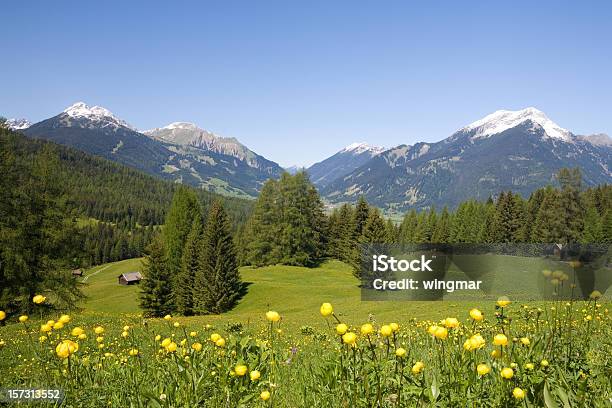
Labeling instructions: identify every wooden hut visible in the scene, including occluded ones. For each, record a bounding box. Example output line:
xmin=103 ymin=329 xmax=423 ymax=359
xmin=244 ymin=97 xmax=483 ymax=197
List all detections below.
xmin=118 ymin=272 xmax=143 ymax=285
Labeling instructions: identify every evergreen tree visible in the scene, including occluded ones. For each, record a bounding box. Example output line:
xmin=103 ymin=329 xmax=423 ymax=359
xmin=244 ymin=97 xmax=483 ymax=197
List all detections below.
xmin=353 ymin=196 xmax=370 ymax=237
xmin=581 ymin=205 xmax=603 ymax=243
xmin=195 ymin=201 xmax=242 ymax=314
xmin=557 ymin=168 xmax=585 ymax=243
xmin=175 ymin=217 xmax=203 ymax=315
xmin=245 ymin=180 xmax=281 ymax=266
xmin=399 ymin=209 xmax=418 ymax=243
xmin=139 ymin=237 xmax=174 ymax=317
xmin=162 ymin=187 xmax=202 ymax=307
xmin=531 ymin=189 xmax=565 ymax=243
xmin=432 ymin=207 xmax=451 ymax=243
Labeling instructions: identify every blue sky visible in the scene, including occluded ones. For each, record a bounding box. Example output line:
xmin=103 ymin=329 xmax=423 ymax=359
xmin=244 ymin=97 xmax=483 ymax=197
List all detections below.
xmin=2 ymin=1 xmax=611 ymax=167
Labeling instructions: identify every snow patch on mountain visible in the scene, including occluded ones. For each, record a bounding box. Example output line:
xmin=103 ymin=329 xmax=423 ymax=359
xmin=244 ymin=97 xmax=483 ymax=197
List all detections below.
xmin=5 ymin=118 xmax=32 ymax=130
xmin=341 ymin=142 xmax=385 ymax=155
xmin=463 ymin=107 xmax=572 ymax=141
xmin=63 ymin=102 xmax=136 ymax=130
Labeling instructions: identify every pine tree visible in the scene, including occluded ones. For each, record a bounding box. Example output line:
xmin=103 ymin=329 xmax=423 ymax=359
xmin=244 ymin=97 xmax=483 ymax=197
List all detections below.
xmin=353 ymin=197 xmax=370 ymax=237
xmin=175 ymin=217 xmax=202 ymax=315
xmin=162 ymin=187 xmax=202 ymax=309
xmin=557 ymin=168 xmax=585 ymax=243
xmin=194 ymin=201 xmax=242 ymax=314
xmin=352 ymin=208 xmax=388 ymax=278
xmin=432 ymin=207 xmax=450 ymax=243
xmin=139 ymin=237 xmax=174 ymax=317
xmin=532 ymin=189 xmax=565 ymax=243
xmin=581 ymin=205 xmax=603 ymax=243
xmin=245 ymin=179 xmax=282 ymax=266
xmin=399 ymin=209 xmax=418 ymax=243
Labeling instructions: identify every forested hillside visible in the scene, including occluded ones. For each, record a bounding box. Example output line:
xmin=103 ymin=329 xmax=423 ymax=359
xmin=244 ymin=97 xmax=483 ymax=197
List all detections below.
xmin=0 ymin=127 xmax=254 ymax=267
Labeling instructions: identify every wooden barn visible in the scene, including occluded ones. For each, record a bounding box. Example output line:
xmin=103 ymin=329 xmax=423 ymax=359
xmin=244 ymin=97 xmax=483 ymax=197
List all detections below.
xmin=118 ymin=272 xmax=143 ymax=285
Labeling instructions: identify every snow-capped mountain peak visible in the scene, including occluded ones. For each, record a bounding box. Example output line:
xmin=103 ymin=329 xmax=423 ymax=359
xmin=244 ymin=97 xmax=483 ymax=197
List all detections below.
xmin=463 ymin=107 xmax=572 ymax=141
xmin=341 ymin=142 xmax=385 ymax=155
xmin=163 ymin=122 xmax=198 ymax=131
xmin=62 ymin=102 xmax=136 ymax=130
xmin=4 ymin=118 xmax=32 ymax=130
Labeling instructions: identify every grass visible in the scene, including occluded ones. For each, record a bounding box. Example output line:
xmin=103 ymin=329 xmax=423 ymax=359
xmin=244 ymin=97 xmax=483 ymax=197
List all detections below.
xmin=75 ymin=254 xmax=608 ymax=329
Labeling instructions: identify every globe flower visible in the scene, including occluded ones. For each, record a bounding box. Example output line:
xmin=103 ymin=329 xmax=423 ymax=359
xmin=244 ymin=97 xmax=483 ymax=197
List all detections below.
xmin=59 ymin=314 xmax=71 ymax=324
xmin=443 ymin=317 xmax=459 ymax=328
xmin=189 ymin=331 xmax=197 ymax=337
xmin=235 ymin=365 xmax=248 ymax=376
xmin=395 ymin=347 xmax=406 ymax=358
xmin=39 ymin=335 xmax=47 ymax=342
xmin=215 ymin=338 xmax=226 ymax=348
xmin=53 ymin=321 xmax=64 ymax=330
xmin=19 ymin=315 xmax=28 ymax=323
xmin=380 ymin=325 xmax=393 ymax=337
xmin=389 ymin=322 xmax=399 ymax=332
xmin=260 ymin=390 xmax=271 ymax=401
xmin=590 ymin=290 xmax=602 ymax=300
xmin=165 ymin=342 xmax=177 ymax=352
xmin=512 ymin=387 xmax=526 ymax=400
xmin=161 ymin=338 xmax=172 ymax=348
xmin=336 ymin=323 xmax=348 ymax=335
xmin=434 ymin=326 xmax=448 ymax=340
xmin=96 ymin=336 xmax=104 ymax=343
xmin=0 ymin=311 xmax=5 ymax=321
xmin=476 ymin=364 xmax=490 ymax=376
xmin=427 ymin=325 xmax=438 ymax=335
xmin=55 ymin=340 xmax=78 ymax=359
xmin=500 ymin=367 xmax=514 ymax=379
xmin=464 ymin=334 xmax=486 ymax=351
xmin=40 ymin=324 xmax=52 ymax=333
xmin=250 ymin=370 xmax=261 ymax=381
xmin=320 ymin=303 xmax=333 ymax=317
xmin=163 ymin=315 xmax=172 ymax=321
xmin=71 ymin=327 xmax=85 ymax=337
xmin=542 ymin=269 xmax=552 ymax=278
xmin=155 ymin=335 xmax=161 ymax=341
xmin=33 ymin=295 xmax=46 ymax=304
xmin=121 ymin=331 xmax=129 ymax=338
xmin=360 ymin=323 xmax=374 ymax=336
xmin=210 ymin=333 xmax=221 ymax=342
xmin=411 ymin=361 xmax=424 ymax=375
xmin=78 ymin=333 xmax=87 ymax=340
xmin=469 ymin=308 xmax=483 ymax=321
xmin=525 ymin=363 xmax=535 ymax=370
xmin=266 ymin=311 xmax=281 ymax=322
xmin=493 ymin=334 xmax=508 ymax=346
xmin=94 ymin=326 xmax=105 ymax=335
xmin=496 ymin=297 xmax=511 ymax=307
xmin=123 ymin=325 xmax=130 ymax=331
xmin=540 ymin=359 xmax=549 ymax=367
xmin=129 ymin=348 xmax=139 ymax=356
xmin=192 ymin=342 xmax=202 ymax=352
xmin=491 ymin=349 xmax=501 ymax=359
xmin=342 ymin=332 xmax=357 ymax=346
xmin=520 ymin=337 xmax=530 ymax=346
xmin=173 ymin=322 xmax=180 ymax=328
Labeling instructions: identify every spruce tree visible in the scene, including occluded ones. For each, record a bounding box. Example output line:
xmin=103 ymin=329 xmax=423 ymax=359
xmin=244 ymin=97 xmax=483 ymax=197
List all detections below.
xmin=353 ymin=197 xmax=370 ymax=237
xmin=162 ymin=187 xmax=202 ymax=308
xmin=532 ymin=189 xmax=565 ymax=243
xmin=139 ymin=237 xmax=174 ymax=317
xmin=432 ymin=207 xmax=451 ymax=243
xmin=194 ymin=201 xmax=242 ymax=314
xmin=175 ymin=217 xmax=202 ymax=315
xmin=245 ymin=179 xmax=281 ymax=266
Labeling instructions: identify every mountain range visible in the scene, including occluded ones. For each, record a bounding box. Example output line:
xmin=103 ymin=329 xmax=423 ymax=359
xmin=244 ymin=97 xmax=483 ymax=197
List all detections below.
xmin=320 ymin=108 xmax=611 ymax=210
xmin=5 ymin=104 xmax=611 ymax=209
xmin=21 ymin=103 xmax=283 ymax=198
